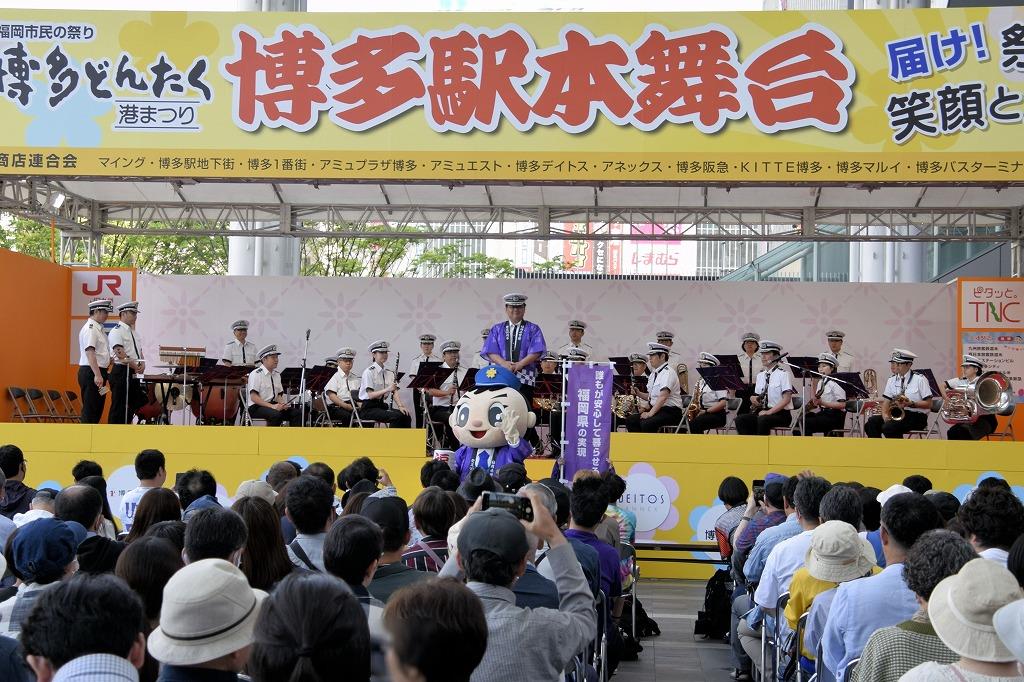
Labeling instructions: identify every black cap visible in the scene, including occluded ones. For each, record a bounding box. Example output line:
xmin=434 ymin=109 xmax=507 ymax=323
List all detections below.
xmin=458 ymin=467 xmax=500 ymax=503
xmin=361 ymin=496 xmax=409 ymax=536
xmin=495 ymin=462 xmax=531 ymax=494
xmin=457 ymin=508 xmax=529 ymax=564
xmin=340 ymin=478 xmax=377 ymax=508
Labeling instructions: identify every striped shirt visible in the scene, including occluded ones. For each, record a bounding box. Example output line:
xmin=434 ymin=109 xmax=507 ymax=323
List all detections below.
xmin=402 ymin=537 xmax=449 ymax=573
xmin=852 ymin=612 xmax=957 ymax=682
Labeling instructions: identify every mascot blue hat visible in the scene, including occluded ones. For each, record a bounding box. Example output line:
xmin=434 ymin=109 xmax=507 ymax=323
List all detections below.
xmin=476 ymin=364 xmax=521 ymax=390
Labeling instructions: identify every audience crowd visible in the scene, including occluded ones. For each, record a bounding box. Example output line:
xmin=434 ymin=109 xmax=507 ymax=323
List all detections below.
xmin=2 ymin=438 xmax=1024 ymax=682
xmin=717 ymin=471 xmax=1024 ymax=682
xmin=0 ymin=443 xmax=640 ymax=682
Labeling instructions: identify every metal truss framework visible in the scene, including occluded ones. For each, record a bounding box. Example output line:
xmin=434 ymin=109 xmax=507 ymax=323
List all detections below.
xmin=1 ymin=176 xmax=1022 ymax=274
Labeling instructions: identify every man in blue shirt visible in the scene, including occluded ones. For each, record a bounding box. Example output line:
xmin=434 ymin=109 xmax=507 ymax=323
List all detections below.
xmin=820 ymin=492 xmax=943 ymax=681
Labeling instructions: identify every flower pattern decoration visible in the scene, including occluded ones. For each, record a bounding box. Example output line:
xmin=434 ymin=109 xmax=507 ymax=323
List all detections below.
xmin=118 ymin=12 xmax=219 ymax=71
xmin=24 ymin=55 xmax=111 ymax=147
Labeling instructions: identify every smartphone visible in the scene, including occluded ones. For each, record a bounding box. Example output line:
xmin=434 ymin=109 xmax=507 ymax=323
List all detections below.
xmin=481 ymin=491 xmax=534 ymax=522
xmin=752 ymin=479 xmax=766 ymax=503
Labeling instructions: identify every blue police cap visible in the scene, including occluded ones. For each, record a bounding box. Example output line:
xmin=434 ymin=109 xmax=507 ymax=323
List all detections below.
xmin=475 ymin=364 xmax=521 ymax=391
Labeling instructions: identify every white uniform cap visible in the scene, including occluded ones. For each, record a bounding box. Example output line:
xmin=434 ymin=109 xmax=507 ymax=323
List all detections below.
xmin=961 ymin=354 xmax=984 ymax=370
xmin=368 ymin=340 xmax=390 ymax=354
xmin=567 ymin=347 xmax=589 ymax=360
xmin=502 ymin=293 xmax=528 ymax=307
xmin=740 ymin=331 xmax=761 ymax=344
xmin=441 ymin=340 xmax=461 ymax=354
xmin=419 ymin=334 xmax=436 ymax=344
xmin=540 ymin=351 xmax=558 ymax=362
xmin=231 ymin=320 xmax=249 ymax=331
xmin=826 ymin=330 xmax=846 ymax=341
xmin=88 ymin=298 xmax=113 ymax=312
xmin=655 ymin=330 xmax=675 ymax=341
xmin=336 ymin=347 xmax=356 ymax=360
xmin=628 ymin=353 xmax=647 ymax=364
xmin=480 ymin=328 xmax=491 ymax=339
xmin=890 ymin=348 xmax=917 ymax=364
xmin=116 ymin=301 xmax=139 ymax=314
xmin=568 ymin=320 xmax=587 ymax=330
xmin=817 ymin=352 xmax=839 ymax=368
xmin=646 ymin=342 xmax=671 ymax=356
xmin=324 ymin=357 xmax=338 ymax=366
xmin=257 ymin=344 xmax=281 ymax=361
xmin=698 ymin=352 xmax=720 ymax=366
xmin=759 ymin=340 xmax=783 ymax=354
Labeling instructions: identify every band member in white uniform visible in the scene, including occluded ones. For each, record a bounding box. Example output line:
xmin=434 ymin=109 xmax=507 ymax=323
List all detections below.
xmin=474 ymin=328 xmax=490 ymax=369
xmin=946 ymin=354 xmax=998 ymax=441
xmin=108 ymin=301 xmax=147 ymax=424
xmin=735 ymin=340 xmax=793 ymax=435
xmin=78 ymin=298 xmax=113 ymax=424
xmin=864 ymin=348 xmax=933 ymax=438
xmin=626 ymin=342 xmax=683 ymax=433
xmin=409 ymin=334 xmax=439 ymax=429
xmin=655 ymin=330 xmax=675 ymax=350
xmin=247 ymin=345 xmax=302 ymax=427
xmin=794 ymin=352 xmax=847 ymax=437
xmin=826 ymin=330 xmax=855 ymax=373
xmin=736 ymin=331 xmax=761 ymax=414
xmin=324 ymin=357 xmax=338 ymax=370
xmin=359 ymin=341 xmax=412 ymax=428
xmin=557 ymin=320 xmax=594 ymax=358
xmin=534 ymin=351 xmax=564 ymax=455
xmin=426 ymin=340 xmax=468 ymax=448
xmin=222 ymin=320 xmax=257 ymax=367
xmin=687 ymin=352 xmax=730 ymax=435
xmin=323 ymin=347 xmax=359 ymax=426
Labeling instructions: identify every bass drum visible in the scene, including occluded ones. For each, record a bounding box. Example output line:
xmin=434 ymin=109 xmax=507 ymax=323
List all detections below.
xmin=192 ymin=385 xmax=240 ymax=425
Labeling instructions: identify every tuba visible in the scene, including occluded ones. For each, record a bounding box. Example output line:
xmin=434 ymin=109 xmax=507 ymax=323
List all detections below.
xmin=942 ymin=371 xmax=1016 ymax=424
xmin=860 ymin=369 xmax=883 ymax=418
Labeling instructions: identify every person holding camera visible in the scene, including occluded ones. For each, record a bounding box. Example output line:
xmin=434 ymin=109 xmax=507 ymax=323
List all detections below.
xmin=439 ymin=488 xmax=596 ymax=682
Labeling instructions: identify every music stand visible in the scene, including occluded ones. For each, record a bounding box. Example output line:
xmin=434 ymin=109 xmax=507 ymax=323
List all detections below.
xmin=915 ymin=369 xmax=943 ymax=399
xmin=457 ymin=368 xmax=478 ymax=393
xmin=695 ymin=366 xmax=744 ymax=392
xmin=408 ymin=364 xmax=455 ymax=449
xmin=608 ymin=356 xmax=633 ymax=376
xmin=834 ymin=372 xmax=870 ymax=435
xmin=533 ymin=372 xmax=564 ymax=457
xmin=713 ymin=354 xmax=742 ymax=370
xmin=786 ymin=357 xmax=820 ymax=379
xmin=612 ymin=374 xmax=649 ymax=395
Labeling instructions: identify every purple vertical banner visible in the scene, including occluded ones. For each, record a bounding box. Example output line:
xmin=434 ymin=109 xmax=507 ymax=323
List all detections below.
xmin=564 ymin=363 xmax=612 ymax=482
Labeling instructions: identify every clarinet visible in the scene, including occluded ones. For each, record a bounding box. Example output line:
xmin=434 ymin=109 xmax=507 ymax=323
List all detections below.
xmin=751 ymin=365 xmax=775 ymax=413
xmin=387 ymin=352 xmax=400 ymax=408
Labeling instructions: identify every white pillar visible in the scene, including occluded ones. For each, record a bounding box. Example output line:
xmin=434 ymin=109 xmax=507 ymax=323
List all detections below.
xmin=860 ymin=226 xmax=888 ymax=282
xmin=896 ymin=242 xmax=924 ymax=283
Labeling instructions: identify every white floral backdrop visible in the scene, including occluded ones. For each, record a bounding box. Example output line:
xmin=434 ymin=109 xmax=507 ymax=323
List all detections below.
xmin=136 ymin=275 xmax=957 ymax=386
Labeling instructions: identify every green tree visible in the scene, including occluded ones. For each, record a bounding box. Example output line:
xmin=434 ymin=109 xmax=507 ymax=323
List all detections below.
xmin=411 ymin=242 xmax=515 ymax=278
xmin=532 ymin=255 xmax=576 ymax=273
xmin=0 ymin=215 xmax=54 ymax=260
xmin=300 ymin=225 xmax=421 ymax=277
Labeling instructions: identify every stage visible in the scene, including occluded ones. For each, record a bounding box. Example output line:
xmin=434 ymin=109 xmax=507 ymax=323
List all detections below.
xmin=2 ymin=423 xmax=1020 ymax=579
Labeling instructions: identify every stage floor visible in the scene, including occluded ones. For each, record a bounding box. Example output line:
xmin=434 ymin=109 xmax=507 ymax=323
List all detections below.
xmin=0 ymin=424 xmax=1020 ymax=579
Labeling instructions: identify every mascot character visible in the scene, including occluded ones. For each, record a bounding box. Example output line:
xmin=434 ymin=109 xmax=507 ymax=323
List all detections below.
xmin=450 ymin=364 xmax=536 ymax=481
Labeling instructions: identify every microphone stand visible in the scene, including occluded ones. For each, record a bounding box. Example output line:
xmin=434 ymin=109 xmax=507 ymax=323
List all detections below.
xmin=299 ymin=329 xmax=310 ymax=427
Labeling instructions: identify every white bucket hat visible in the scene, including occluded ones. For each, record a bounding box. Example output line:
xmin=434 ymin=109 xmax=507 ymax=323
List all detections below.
xmin=993 ymin=599 xmax=1024 ymax=664
xmin=234 ymin=479 xmax=277 ymax=505
xmin=148 ymin=559 xmax=267 ymax=666
xmin=928 ymin=558 xmax=1023 ymax=662
xmin=804 ymin=520 xmax=876 ymax=583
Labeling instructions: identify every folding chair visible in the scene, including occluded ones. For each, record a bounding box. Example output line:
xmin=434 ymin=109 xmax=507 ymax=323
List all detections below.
xmin=907 ymin=398 xmax=943 ymax=439
xmin=794 ymin=612 xmax=810 ymax=682
xmin=773 ymin=593 xmax=791 ymax=680
xmin=44 ymin=389 xmax=79 ymax=423
xmin=827 ymin=400 xmax=860 ymax=437
xmin=842 ymin=658 xmax=859 ymax=682
xmin=770 ymin=398 xmax=802 ymax=436
xmin=7 ymin=387 xmax=49 ymax=422
xmin=660 ymin=395 xmax=692 ymax=433
xmin=711 ymin=397 xmax=743 ymax=434
xmin=63 ymin=391 xmax=83 ymax=419
xmin=25 ymin=388 xmax=59 ymax=423
xmin=592 ymin=590 xmax=609 ymax=682
xmin=985 ymin=421 xmax=1016 ymax=441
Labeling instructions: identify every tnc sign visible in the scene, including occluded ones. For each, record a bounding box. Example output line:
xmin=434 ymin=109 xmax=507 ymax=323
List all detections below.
xmin=960 ymin=280 xmax=1024 ymax=331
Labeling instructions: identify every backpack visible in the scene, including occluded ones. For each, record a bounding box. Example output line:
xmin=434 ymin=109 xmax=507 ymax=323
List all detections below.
xmin=694 ymin=568 xmax=732 ymax=640
xmin=288 ymin=540 xmax=320 ymax=572
xmin=620 ymin=594 xmax=661 ymax=638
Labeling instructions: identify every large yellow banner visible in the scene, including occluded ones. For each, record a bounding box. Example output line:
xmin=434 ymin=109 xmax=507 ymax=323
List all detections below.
xmin=0 ymin=8 xmax=1022 ymax=182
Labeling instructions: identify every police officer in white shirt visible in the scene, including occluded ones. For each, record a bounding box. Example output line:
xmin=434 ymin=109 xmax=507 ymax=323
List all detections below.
xmin=864 ymin=348 xmax=933 ymax=438
xmin=735 ymin=340 xmax=794 ymax=435
xmin=78 ymin=298 xmax=113 ymax=424
xmin=687 ymin=352 xmax=730 ymax=434
xmin=655 ymin=330 xmax=676 ymax=350
xmin=222 ymin=320 xmax=258 ymax=367
xmin=474 ymin=328 xmax=490 ymax=369
xmin=107 ymin=301 xmax=147 ymax=425
xmin=626 ymin=342 xmax=683 ymax=433
xmin=736 ymin=331 xmax=761 ymax=413
xmin=425 ymin=340 xmax=467 ymax=448
xmin=946 ymin=354 xmax=998 ymax=441
xmin=794 ymin=352 xmax=848 ymax=437
xmin=409 ymin=334 xmax=439 ymax=429
xmin=557 ymin=320 xmax=594 ymax=358
xmin=323 ymin=347 xmax=359 ymax=426
xmin=324 ymin=356 xmax=338 ymax=370
xmin=826 ymin=330 xmax=855 ymax=373
xmin=247 ymin=344 xmax=302 ymax=426
xmin=358 ymin=341 xmax=412 ymax=428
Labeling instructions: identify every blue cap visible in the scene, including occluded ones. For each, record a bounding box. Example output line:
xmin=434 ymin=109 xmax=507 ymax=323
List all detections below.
xmin=63 ymin=520 xmax=89 ymax=547
xmin=12 ymin=518 xmax=76 ymax=582
xmin=475 ymin=364 xmax=521 ymax=390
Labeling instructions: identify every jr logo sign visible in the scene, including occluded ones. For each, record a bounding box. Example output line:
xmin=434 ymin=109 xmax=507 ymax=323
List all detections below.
xmin=81 ymin=274 xmax=123 ymax=297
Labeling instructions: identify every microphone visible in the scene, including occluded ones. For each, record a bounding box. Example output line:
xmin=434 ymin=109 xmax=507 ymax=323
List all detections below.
xmin=305 ymin=329 xmax=311 ymax=340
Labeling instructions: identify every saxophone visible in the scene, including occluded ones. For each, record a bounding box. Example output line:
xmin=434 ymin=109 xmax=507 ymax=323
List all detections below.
xmin=686 ymin=379 xmax=704 ymax=420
